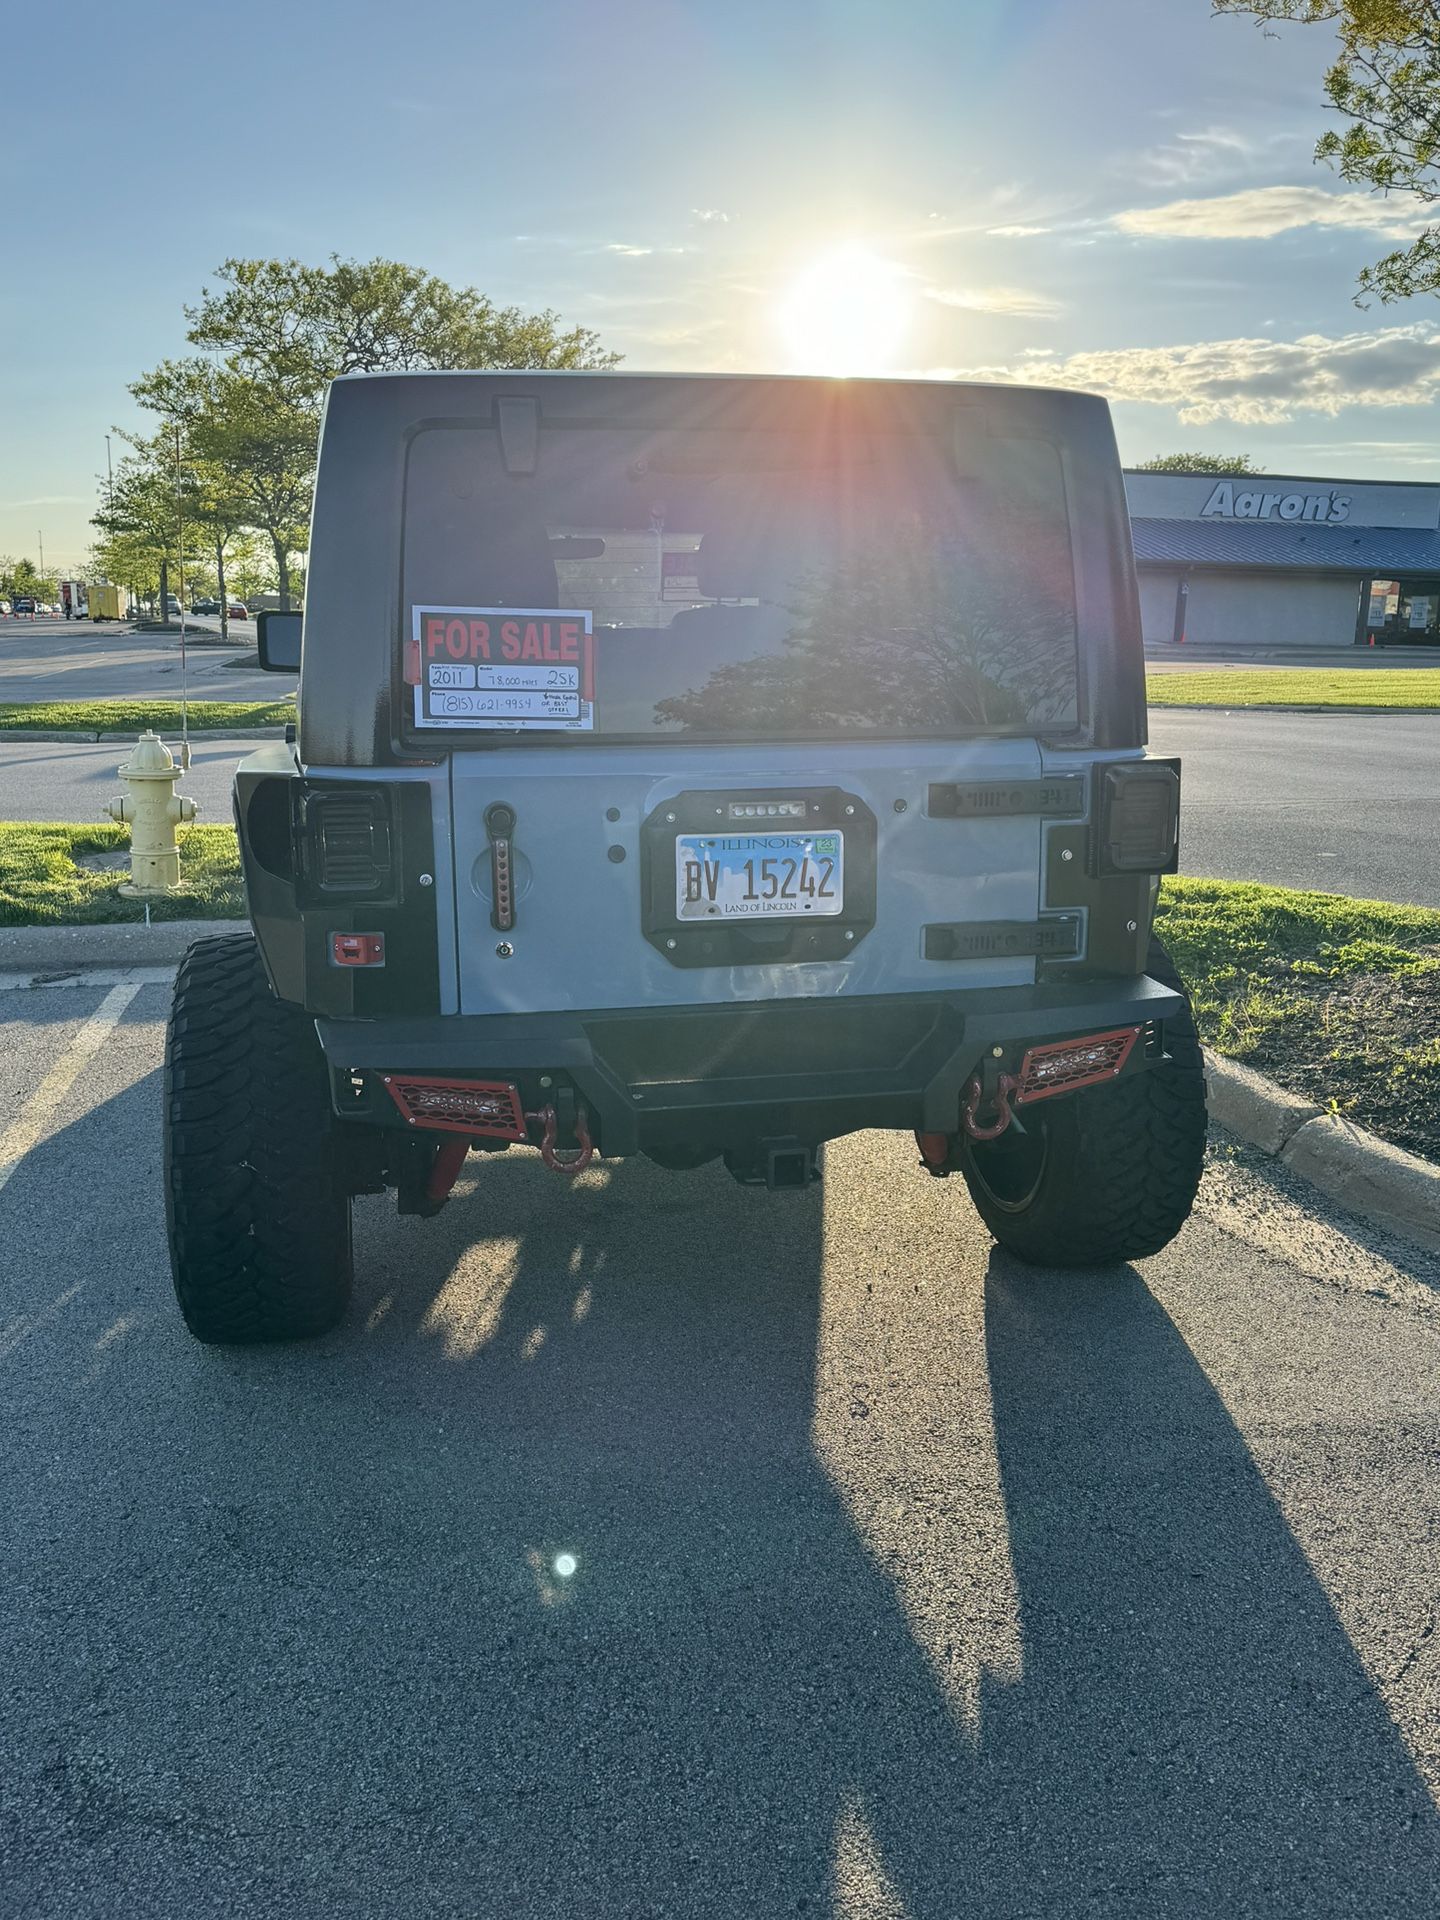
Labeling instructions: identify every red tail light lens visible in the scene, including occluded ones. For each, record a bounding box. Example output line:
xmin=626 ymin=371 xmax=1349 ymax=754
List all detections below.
xmin=331 ymin=933 xmax=386 ymax=967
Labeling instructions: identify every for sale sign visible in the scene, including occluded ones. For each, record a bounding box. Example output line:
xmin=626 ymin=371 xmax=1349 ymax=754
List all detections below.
xmin=407 ymin=606 xmax=596 ymax=731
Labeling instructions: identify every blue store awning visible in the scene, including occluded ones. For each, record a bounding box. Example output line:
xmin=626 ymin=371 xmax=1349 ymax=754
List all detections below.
xmin=1130 ymin=516 xmax=1440 ymax=575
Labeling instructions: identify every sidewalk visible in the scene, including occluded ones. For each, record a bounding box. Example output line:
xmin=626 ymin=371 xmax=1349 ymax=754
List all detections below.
xmin=1146 ymin=645 xmax=1440 ymax=670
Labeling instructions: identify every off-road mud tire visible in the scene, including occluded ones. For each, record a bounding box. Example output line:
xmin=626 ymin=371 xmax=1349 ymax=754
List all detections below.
xmin=164 ymin=932 xmax=353 ymax=1343
xmin=961 ymin=937 xmax=1207 ymax=1268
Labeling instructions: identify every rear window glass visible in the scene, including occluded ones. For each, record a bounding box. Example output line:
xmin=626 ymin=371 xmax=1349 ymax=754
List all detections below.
xmin=401 ymin=421 xmax=1079 ymax=739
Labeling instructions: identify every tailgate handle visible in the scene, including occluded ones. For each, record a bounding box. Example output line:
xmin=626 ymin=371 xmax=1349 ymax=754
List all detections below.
xmin=928 ymin=777 xmax=1085 ymax=819
xmin=485 ymin=802 xmax=518 ymax=932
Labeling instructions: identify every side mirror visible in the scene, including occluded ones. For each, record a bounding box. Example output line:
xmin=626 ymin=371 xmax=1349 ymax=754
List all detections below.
xmin=256 ymin=609 xmax=302 ymax=672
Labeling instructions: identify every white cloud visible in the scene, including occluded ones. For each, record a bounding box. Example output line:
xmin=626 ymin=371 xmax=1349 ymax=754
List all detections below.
xmin=1113 ymin=184 xmax=1431 ymax=242
xmin=1293 ymin=439 xmax=1440 ymax=466
xmin=1132 ymin=125 xmax=1288 ymax=189
xmin=690 ymin=208 xmax=732 ymax=223
xmin=928 ymin=324 xmax=1440 ymax=425
xmin=986 ymin=224 xmax=1051 ymax=238
xmin=599 ymin=242 xmax=693 ymax=258
xmin=928 ymin=285 xmax=1062 ymax=318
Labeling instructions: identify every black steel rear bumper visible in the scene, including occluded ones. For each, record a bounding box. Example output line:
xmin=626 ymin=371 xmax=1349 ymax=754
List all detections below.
xmin=316 ymin=974 xmax=1184 ymax=1155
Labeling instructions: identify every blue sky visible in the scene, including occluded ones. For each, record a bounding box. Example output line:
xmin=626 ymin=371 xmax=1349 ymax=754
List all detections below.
xmin=4 ymin=0 xmax=1436 ymax=573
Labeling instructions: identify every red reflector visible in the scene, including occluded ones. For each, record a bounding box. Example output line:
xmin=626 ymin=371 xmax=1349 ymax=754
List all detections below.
xmin=382 ymin=1075 xmax=527 ymax=1138
xmin=331 ymin=932 xmax=385 ymax=967
xmin=1014 ymin=1027 xmax=1140 ymax=1104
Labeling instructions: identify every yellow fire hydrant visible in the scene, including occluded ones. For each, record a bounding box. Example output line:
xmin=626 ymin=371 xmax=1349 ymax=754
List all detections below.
xmin=105 ymin=731 xmax=199 ymax=894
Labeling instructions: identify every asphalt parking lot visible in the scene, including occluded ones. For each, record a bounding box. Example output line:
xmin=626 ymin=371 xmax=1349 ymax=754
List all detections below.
xmin=2 ymin=971 xmax=1439 ymax=1917
xmin=0 ymin=616 xmax=293 ymax=704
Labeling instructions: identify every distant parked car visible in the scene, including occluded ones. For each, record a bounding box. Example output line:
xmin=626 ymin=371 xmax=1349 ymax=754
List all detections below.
xmin=190 ymin=597 xmax=221 ymax=617
xmin=227 ymin=601 xmax=250 ymax=620
xmin=11 ymin=596 xmax=35 ymax=615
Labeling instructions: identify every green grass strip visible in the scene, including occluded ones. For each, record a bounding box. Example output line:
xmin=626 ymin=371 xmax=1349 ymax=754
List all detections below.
xmin=0 ymin=823 xmax=243 ymax=925
xmin=1147 ymin=668 xmax=1440 ymax=709
xmin=1157 ymin=877 xmax=1440 ymax=1158
xmin=0 ymin=699 xmax=294 ymax=732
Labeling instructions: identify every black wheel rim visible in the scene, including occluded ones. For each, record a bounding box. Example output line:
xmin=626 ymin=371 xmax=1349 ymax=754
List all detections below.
xmin=966 ymin=1114 xmax=1050 ymax=1213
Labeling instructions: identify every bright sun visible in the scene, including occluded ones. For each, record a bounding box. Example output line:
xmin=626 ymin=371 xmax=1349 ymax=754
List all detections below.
xmin=779 ymin=246 xmax=912 ymax=376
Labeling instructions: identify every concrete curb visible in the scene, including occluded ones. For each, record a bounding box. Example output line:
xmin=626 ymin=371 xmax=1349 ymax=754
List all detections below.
xmin=1205 ymin=1051 xmax=1440 ymax=1253
xmin=1152 ymin=703 xmax=1440 ymax=716
xmin=0 ymin=727 xmax=287 ymax=743
xmin=0 ymin=918 xmax=244 ymax=972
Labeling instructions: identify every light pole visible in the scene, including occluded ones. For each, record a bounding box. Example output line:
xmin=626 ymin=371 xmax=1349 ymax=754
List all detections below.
xmin=105 ymin=435 xmax=114 ymax=513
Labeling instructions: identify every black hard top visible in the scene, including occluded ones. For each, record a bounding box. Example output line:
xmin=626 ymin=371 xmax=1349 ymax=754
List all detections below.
xmin=299 ymin=371 xmax=1146 ymax=765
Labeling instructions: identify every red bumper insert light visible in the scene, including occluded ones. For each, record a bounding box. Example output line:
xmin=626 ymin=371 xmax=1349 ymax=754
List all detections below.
xmin=382 ymin=1074 xmax=528 ymax=1138
xmin=1014 ymin=1027 xmax=1140 ymax=1104
xmin=331 ymin=932 xmax=386 ymax=967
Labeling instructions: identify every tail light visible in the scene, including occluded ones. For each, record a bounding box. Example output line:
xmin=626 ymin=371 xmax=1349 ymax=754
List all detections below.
xmin=298 ymin=789 xmax=393 ymax=896
xmin=1015 ymin=1027 xmax=1139 ymax=1103
xmin=1097 ymin=761 xmax=1180 ymax=874
xmin=382 ymin=1075 xmax=527 ymax=1138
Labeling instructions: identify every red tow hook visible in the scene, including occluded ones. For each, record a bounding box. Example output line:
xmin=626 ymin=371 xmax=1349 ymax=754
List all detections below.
xmin=424 ymin=1135 xmax=472 ymax=1205
xmin=529 ymin=1103 xmax=596 ymax=1176
xmin=961 ymin=1071 xmax=1019 ymax=1142
xmin=915 ymin=1130 xmax=953 ymax=1177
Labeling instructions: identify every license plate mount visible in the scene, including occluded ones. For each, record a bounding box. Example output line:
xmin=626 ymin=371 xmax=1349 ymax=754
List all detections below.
xmin=641 ymin=788 xmax=877 ymax=968
xmin=674 ymin=830 xmax=846 ymax=922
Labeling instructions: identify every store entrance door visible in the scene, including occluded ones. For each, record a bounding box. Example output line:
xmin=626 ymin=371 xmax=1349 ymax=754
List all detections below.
xmin=1358 ymin=577 xmax=1440 ymax=646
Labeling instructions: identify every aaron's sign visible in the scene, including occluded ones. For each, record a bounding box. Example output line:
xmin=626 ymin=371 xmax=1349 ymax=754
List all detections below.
xmin=1200 ymin=483 xmax=1351 ymax=525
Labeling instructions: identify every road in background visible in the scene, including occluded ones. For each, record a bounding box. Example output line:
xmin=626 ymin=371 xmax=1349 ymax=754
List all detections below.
xmin=2 ymin=709 xmax=1437 ymax=912
xmin=0 ymin=615 xmax=294 ymax=704
xmin=0 ymin=737 xmax=256 ymax=824
xmin=1150 ymin=709 xmax=1440 ymax=907
xmin=1 ymin=974 xmax=1438 ymax=1916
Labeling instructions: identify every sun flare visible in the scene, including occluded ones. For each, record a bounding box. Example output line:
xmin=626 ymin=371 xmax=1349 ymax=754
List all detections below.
xmin=779 ymin=246 xmax=912 ymax=376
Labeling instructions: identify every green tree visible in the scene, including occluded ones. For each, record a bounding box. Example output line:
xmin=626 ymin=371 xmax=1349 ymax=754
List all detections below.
xmin=186 ymin=255 xmax=620 ymax=404
xmin=1214 ymin=1 xmax=1440 ymax=299
xmin=129 ymin=360 xmax=314 ymax=611
xmin=91 ymin=445 xmax=204 ymax=619
xmin=222 ymin=534 xmax=275 ymax=607
xmin=129 ymin=256 xmax=620 ymax=607
xmin=0 ymin=557 xmax=59 ymax=605
xmin=88 ymin=533 xmax=161 ymax=608
xmin=1131 ymin=452 xmax=1265 ymax=473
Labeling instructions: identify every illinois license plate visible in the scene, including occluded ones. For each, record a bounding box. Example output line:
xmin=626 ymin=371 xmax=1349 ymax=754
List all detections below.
xmin=674 ymin=831 xmax=845 ymax=921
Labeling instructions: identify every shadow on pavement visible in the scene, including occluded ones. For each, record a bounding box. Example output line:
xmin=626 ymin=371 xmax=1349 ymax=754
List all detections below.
xmin=1 ymin=1092 xmax=1437 ymax=1915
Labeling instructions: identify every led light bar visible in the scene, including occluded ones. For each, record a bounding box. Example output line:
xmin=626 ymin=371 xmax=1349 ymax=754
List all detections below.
xmin=726 ymin=799 xmax=809 ymax=820
xmin=381 ymin=1075 xmax=528 ymax=1138
xmin=1014 ymin=1027 xmax=1140 ymax=1105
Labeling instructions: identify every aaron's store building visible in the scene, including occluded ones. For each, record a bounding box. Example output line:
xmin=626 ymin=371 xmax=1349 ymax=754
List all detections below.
xmin=1123 ymin=469 xmax=1440 ymax=649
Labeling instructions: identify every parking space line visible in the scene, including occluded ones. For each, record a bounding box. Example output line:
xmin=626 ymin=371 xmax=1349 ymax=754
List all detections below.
xmin=0 ymin=966 xmax=175 ymax=992
xmin=0 ymin=984 xmax=142 ymax=1196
